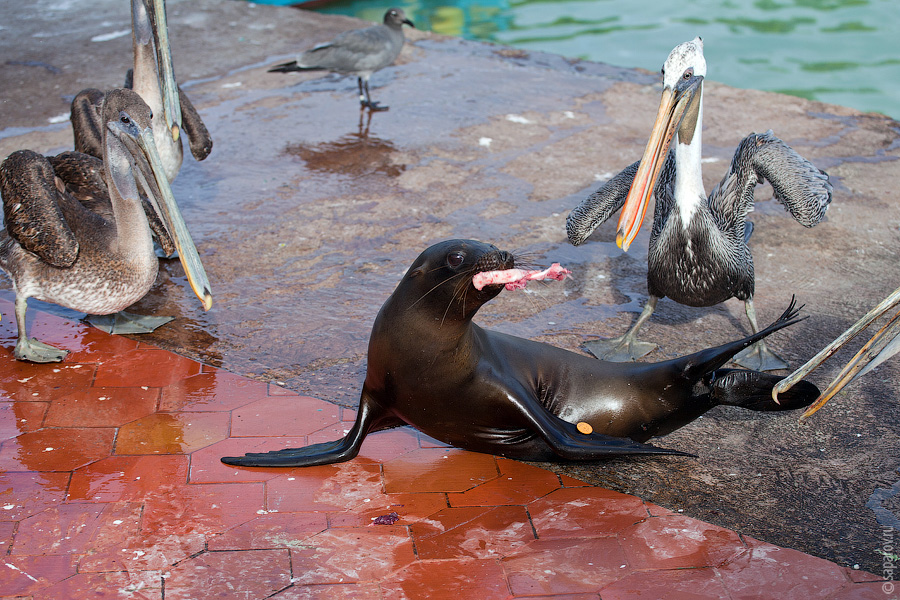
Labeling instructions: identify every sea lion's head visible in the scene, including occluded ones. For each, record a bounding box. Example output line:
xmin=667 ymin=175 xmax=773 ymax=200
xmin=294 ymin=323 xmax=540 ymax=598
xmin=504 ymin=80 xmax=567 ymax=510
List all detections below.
xmin=398 ymin=239 xmax=515 ymax=322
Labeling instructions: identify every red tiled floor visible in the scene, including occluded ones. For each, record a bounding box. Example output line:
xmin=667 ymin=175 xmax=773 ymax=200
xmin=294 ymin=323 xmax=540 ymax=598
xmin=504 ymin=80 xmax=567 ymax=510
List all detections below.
xmin=43 ymin=386 xmax=159 ymax=427
xmin=159 ymin=369 xmax=270 ymax=412
xmin=410 ymin=505 xmax=535 ymax=559
xmin=0 ymin=426 xmax=115 ymax=471
xmin=0 ymin=400 xmax=47 ymax=439
xmin=447 ymin=458 xmax=563 ymax=506
xmin=114 ymin=411 xmax=229 ymax=455
xmin=528 ymin=486 xmax=650 ymax=538
xmin=230 ymin=395 xmax=340 ymax=437
xmin=289 ymin=526 xmax=417 ymax=585
xmin=382 ymin=448 xmax=500 ymax=493
xmin=0 ymin=300 xmax=886 ymax=599
xmin=503 ymin=537 xmax=630 ymax=596
xmin=599 ymin=567 xmax=732 ymax=599
xmin=67 ymin=455 xmax=190 ymax=502
xmin=266 ymin=462 xmax=384 ymax=512
xmin=31 ymin=570 xmax=162 ymax=600
xmin=164 ymin=548 xmax=291 ymax=600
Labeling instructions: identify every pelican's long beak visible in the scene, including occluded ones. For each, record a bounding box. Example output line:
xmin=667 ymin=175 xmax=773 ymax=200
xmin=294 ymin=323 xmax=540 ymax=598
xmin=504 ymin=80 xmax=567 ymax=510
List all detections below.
xmin=148 ymin=0 xmax=182 ymax=140
xmin=772 ymin=286 xmax=900 ymax=419
xmin=617 ymin=77 xmax=702 ymax=251
xmin=134 ymin=126 xmax=213 ymax=310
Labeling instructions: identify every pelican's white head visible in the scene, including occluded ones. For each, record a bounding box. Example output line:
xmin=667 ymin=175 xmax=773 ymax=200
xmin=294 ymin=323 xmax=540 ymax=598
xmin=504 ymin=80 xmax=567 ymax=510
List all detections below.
xmin=662 ymin=37 xmax=707 ymax=90
xmin=614 ymin=37 xmax=708 ymax=251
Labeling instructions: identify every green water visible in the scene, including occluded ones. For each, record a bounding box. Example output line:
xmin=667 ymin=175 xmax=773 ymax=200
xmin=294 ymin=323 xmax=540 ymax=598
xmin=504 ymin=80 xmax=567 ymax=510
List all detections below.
xmin=281 ymin=0 xmax=898 ymax=119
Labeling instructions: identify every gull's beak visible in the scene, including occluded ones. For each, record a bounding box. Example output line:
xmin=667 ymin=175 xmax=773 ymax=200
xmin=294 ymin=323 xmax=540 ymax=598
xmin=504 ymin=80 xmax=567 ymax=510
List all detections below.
xmin=133 ymin=125 xmax=213 ymax=311
xmin=772 ymin=285 xmax=900 ymax=420
xmin=616 ymin=76 xmax=702 ymax=251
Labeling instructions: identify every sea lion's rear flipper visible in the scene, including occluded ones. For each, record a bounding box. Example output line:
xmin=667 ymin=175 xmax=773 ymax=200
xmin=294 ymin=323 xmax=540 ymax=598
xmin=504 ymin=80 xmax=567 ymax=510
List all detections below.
xmin=681 ymin=297 xmax=805 ymax=381
xmin=708 ymin=369 xmax=818 ymax=411
xmin=221 ymin=389 xmax=397 ymax=468
xmin=516 ymin=389 xmax=693 ymax=459
xmin=546 ymin=420 xmax=693 ymax=459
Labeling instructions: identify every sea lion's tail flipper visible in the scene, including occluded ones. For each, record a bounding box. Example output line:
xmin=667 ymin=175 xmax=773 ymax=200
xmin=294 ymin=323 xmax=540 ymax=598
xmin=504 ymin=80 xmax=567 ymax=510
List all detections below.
xmin=574 ymin=434 xmax=695 ymax=458
xmin=708 ymin=368 xmax=818 ymax=411
xmin=544 ymin=419 xmax=695 ymax=459
xmin=221 ymin=390 xmax=395 ymax=468
xmin=681 ymin=296 xmax=805 ymax=381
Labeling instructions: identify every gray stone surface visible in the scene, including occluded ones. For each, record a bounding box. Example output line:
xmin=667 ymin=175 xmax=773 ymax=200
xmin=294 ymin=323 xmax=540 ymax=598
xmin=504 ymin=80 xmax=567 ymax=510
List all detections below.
xmin=2 ymin=0 xmax=898 ymax=574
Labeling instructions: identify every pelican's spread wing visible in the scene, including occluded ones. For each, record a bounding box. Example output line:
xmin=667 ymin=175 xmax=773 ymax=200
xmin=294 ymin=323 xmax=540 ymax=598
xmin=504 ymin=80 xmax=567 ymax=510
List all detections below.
xmin=566 ymin=161 xmax=640 ymax=246
xmin=753 ymin=131 xmax=832 ymax=226
xmin=0 ymin=150 xmax=79 ymax=268
xmin=713 ymin=131 xmax=832 ymax=229
xmin=567 ymin=154 xmax=677 ymax=246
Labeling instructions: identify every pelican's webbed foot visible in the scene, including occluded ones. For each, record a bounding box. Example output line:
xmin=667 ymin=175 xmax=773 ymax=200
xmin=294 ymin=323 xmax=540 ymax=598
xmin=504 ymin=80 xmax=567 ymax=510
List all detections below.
xmin=584 ymin=296 xmax=659 ymax=361
xmin=582 ymin=335 xmax=657 ymax=362
xmin=14 ymin=337 xmax=68 ymax=363
xmin=87 ymin=312 xmax=175 ymax=335
xmin=732 ymin=339 xmax=789 ymax=372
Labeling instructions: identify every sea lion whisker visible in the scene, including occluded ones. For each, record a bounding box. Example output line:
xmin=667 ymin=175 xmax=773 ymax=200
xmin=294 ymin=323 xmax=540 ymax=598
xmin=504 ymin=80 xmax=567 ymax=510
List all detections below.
xmin=441 ymin=271 xmax=477 ymax=326
xmin=407 ymin=271 xmax=468 ymax=310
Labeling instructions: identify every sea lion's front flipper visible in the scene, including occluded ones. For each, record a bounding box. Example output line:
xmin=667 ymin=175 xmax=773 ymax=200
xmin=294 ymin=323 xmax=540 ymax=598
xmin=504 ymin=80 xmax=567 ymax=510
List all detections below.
xmin=221 ymin=389 xmax=396 ymax=468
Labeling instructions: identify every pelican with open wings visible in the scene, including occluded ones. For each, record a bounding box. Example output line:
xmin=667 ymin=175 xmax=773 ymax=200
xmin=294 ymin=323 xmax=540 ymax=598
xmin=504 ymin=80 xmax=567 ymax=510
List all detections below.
xmin=567 ymin=37 xmax=832 ymax=371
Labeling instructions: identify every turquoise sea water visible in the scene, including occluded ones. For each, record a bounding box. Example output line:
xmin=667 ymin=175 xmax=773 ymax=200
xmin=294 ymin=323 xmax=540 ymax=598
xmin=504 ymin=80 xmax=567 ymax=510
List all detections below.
xmin=270 ymin=0 xmax=899 ymax=119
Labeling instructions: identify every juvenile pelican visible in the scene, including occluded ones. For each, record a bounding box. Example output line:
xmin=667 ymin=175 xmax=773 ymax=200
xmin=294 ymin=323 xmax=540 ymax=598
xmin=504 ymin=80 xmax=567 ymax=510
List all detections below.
xmin=70 ymin=0 xmax=212 ymax=182
xmin=0 ymin=89 xmax=212 ymax=363
xmin=773 ymin=285 xmax=900 ymax=419
xmin=567 ymin=37 xmax=832 ymax=371
xmin=269 ymin=8 xmax=414 ymax=111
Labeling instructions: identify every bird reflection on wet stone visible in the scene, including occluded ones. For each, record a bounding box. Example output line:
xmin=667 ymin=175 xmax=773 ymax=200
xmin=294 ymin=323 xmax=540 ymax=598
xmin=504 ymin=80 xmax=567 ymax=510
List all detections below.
xmin=284 ymin=113 xmax=405 ymax=178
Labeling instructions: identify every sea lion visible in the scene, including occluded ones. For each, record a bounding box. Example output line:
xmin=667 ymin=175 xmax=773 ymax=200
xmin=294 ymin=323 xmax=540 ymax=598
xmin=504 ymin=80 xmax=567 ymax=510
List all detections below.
xmin=222 ymin=239 xmax=818 ymax=467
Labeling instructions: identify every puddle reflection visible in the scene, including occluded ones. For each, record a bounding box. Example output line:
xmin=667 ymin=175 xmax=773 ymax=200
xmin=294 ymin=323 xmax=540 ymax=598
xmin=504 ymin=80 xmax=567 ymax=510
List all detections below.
xmin=285 ymin=112 xmax=405 ymax=177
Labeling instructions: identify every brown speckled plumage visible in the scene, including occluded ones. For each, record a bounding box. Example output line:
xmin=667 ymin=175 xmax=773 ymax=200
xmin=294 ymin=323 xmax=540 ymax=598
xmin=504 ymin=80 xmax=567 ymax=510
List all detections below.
xmin=0 ymin=88 xmax=210 ymax=362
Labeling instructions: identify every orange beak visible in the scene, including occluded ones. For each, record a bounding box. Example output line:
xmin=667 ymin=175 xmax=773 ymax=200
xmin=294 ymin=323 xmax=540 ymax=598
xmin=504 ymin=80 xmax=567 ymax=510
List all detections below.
xmin=617 ymin=81 xmax=700 ymax=251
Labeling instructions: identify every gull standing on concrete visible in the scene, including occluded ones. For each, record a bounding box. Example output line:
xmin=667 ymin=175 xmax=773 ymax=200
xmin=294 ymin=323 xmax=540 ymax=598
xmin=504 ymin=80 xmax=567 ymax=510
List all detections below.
xmin=270 ymin=8 xmax=414 ymax=111
xmin=566 ymin=38 xmax=832 ymax=371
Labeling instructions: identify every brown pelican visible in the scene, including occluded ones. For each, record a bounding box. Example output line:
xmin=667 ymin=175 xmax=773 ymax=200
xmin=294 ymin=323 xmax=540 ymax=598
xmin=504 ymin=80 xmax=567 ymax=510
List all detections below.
xmin=0 ymin=89 xmax=212 ymax=363
xmin=269 ymin=8 xmax=415 ymax=112
xmin=567 ymin=37 xmax=832 ymax=371
xmin=70 ymin=0 xmax=212 ymax=182
xmin=773 ymin=286 xmax=900 ymax=419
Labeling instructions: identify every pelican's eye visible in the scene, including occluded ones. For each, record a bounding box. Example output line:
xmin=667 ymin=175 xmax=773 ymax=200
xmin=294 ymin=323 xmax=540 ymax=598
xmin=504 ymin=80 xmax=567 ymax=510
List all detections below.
xmin=119 ymin=113 xmax=131 ymax=125
xmin=683 ymin=67 xmax=694 ymax=80
xmin=447 ymin=252 xmax=464 ymax=268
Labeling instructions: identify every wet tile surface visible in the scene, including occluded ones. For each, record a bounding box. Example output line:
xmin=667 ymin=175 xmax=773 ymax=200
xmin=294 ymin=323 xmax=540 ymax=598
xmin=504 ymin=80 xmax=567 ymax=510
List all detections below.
xmin=0 ymin=300 xmax=888 ymax=598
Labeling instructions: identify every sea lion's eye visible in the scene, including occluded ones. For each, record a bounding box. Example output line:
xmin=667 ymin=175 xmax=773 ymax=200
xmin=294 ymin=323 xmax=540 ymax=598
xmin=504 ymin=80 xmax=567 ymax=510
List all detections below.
xmin=447 ymin=252 xmax=464 ymax=268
